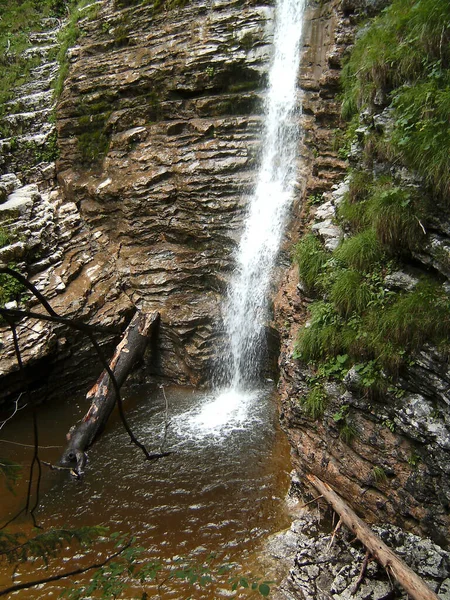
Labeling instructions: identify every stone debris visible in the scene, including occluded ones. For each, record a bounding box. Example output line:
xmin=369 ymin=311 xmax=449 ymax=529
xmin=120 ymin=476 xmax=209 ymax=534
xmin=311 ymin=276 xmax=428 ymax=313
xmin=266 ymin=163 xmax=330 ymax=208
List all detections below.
xmin=267 ymin=512 xmax=450 ymax=600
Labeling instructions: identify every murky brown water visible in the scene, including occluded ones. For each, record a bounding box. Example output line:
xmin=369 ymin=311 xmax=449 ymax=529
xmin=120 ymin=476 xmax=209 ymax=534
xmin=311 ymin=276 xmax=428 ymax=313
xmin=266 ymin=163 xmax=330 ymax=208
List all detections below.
xmin=0 ymin=383 xmax=291 ymax=598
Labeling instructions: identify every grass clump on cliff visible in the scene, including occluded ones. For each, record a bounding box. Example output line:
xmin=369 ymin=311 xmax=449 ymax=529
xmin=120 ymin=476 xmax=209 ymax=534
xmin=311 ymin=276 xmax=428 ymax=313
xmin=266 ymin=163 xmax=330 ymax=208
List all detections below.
xmin=294 ymin=174 xmax=450 ymax=387
xmin=294 ymin=0 xmax=450 ymax=412
xmin=301 ymin=385 xmax=328 ymax=420
xmin=293 ymin=234 xmax=328 ymax=295
xmin=0 ymin=0 xmax=67 ymax=110
xmin=341 ymin=0 xmax=450 ymax=198
xmin=54 ymin=0 xmax=101 ymax=98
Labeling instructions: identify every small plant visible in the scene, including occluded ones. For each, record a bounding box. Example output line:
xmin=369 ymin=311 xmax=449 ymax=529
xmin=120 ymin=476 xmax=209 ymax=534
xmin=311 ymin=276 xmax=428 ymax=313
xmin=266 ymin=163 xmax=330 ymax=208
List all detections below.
xmin=293 ymin=234 xmax=328 ymax=294
xmin=332 ymin=404 xmax=357 ymax=444
xmin=330 ymin=269 xmax=371 ymax=317
xmin=0 ymin=265 xmax=27 ymax=307
xmin=372 ymin=466 xmax=387 ymax=483
xmin=307 ymin=193 xmax=323 ymax=206
xmin=339 ymin=421 xmax=357 ymax=444
xmin=383 ymin=418 xmax=395 ymax=433
xmin=0 ymin=227 xmax=11 ymax=248
xmin=408 ymin=451 xmax=421 ymax=468
xmin=294 ymin=301 xmax=355 ymax=362
xmin=332 ymin=404 xmax=349 ymax=424
xmin=301 ymin=385 xmax=328 ymax=420
xmin=316 ymin=353 xmax=349 ymax=380
xmin=366 ymin=186 xmax=426 ymax=253
xmin=335 ymin=229 xmax=384 ymax=272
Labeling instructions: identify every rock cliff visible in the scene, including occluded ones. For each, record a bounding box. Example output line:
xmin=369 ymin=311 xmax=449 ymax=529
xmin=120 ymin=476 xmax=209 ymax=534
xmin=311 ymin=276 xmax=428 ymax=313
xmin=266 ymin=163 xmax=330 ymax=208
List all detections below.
xmin=0 ymin=0 xmax=276 ymax=399
xmin=0 ymin=0 xmax=449 ymax=565
xmin=274 ymin=0 xmax=450 ymax=549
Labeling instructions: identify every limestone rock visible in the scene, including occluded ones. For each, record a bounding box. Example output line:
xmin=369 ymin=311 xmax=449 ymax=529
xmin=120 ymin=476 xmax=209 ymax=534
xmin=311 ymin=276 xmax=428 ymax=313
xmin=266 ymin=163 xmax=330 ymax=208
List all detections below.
xmin=272 ymin=513 xmax=450 ymax=600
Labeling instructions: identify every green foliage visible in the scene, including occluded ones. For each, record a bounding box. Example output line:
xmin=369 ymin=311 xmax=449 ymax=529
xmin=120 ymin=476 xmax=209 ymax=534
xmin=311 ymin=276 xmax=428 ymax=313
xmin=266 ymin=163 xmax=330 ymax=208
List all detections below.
xmin=347 ymin=169 xmax=373 ymax=204
xmin=330 ymin=269 xmax=371 ymax=317
xmin=0 ymin=228 xmax=11 ymax=248
xmin=54 ymin=0 xmax=100 ymax=98
xmin=332 ymin=405 xmax=357 ymax=444
xmin=372 ymin=466 xmax=387 ymax=483
xmin=294 ymin=301 xmax=356 ymax=362
xmin=0 ymin=0 xmax=75 ymax=109
xmin=390 ymin=75 xmax=450 ymax=197
xmin=77 ymin=129 xmax=110 ymax=164
xmin=76 ymin=103 xmax=112 ymax=165
xmin=365 ymin=185 xmax=426 ymax=252
xmin=0 ymin=526 xmax=108 ymax=566
xmin=339 ymin=422 xmax=357 ymax=444
xmin=293 ymin=234 xmax=328 ymax=294
xmin=335 ymin=229 xmax=384 ymax=272
xmin=20 ymin=131 xmax=60 ymax=164
xmin=408 ymin=451 xmax=421 ymax=468
xmin=316 ymin=354 xmax=349 ymax=380
xmin=0 ymin=266 xmax=27 ymax=307
xmin=0 ymin=458 xmax=21 ymax=493
xmin=341 ymin=0 xmax=450 ymax=198
xmin=383 ymin=418 xmax=396 ymax=433
xmin=301 ymin=385 xmax=328 ymax=420
xmin=353 ymin=360 xmax=386 ymax=398
xmin=377 ymin=281 xmax=450 ymax=350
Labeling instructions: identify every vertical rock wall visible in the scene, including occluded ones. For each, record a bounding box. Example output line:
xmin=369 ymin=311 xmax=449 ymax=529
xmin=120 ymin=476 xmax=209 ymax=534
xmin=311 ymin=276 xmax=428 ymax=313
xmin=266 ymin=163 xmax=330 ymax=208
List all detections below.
xmin=275 ymin=0 xmax=450 ymax=545
xmin=1 ymin=0 xmax=277 ymax=399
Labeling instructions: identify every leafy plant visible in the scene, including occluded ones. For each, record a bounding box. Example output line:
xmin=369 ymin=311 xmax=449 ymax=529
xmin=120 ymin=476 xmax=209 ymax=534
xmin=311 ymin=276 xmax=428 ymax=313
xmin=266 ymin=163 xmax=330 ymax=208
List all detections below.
xmin=0 ymin=265 xmax=27 ymax=307
xmin=0 ymin=227 xmax=11 ymax=248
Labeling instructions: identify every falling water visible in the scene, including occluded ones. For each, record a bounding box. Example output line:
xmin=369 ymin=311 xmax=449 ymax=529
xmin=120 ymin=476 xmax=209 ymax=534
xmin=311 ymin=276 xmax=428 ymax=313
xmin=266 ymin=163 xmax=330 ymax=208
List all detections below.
xmin=220 ymin=0 xmax=306 ymax=390
xmin=183 ymin=0 xmax=306 ymax=435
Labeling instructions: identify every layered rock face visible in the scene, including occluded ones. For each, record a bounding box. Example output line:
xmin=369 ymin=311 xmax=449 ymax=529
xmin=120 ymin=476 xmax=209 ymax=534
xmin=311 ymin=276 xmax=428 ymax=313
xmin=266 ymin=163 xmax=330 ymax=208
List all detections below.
xmin=0 ymin=0 xmax=278 ymax=399
xmin=275 ymin=0 xmax=450 ymax=547
xmin=55 ymin=0 xmax=278 ymax=384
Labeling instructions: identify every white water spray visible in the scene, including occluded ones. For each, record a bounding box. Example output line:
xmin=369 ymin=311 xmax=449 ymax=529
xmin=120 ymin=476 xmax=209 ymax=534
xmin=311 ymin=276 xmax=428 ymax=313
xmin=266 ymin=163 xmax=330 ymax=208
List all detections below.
xmin=220 ymin=0 xmax=306 ymax=390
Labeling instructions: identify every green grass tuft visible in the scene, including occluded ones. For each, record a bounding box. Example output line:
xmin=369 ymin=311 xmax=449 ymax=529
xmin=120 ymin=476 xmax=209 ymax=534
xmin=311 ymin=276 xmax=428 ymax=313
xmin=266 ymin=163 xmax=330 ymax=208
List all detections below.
xmin=366 ymin=186 xmax=426 ymax=252
xmin=335 ymin=229 xmax=384 ymax=271
xmin=330 ymin=269 xmax=372 ymax=317
xmin=293 ymin=234 xmax=328 ymax=294
xmin=301 ymin=385 xmax=328 ymax=420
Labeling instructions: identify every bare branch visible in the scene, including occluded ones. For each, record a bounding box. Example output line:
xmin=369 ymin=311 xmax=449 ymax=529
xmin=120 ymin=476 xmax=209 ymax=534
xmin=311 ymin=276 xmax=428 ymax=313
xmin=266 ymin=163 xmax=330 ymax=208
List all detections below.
xmin=0 ymin=394 xmax=25 ymax=431
xmin=0 ymin=541 xmax=132 ymax=597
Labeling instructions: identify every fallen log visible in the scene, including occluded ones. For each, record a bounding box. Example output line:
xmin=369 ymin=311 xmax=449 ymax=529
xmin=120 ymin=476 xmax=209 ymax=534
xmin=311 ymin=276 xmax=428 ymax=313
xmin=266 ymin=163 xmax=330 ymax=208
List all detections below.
xmin=60 ymin=311 xmax=160 ymax=475
xmin=306 ymin=474 xmax=439 ymax=600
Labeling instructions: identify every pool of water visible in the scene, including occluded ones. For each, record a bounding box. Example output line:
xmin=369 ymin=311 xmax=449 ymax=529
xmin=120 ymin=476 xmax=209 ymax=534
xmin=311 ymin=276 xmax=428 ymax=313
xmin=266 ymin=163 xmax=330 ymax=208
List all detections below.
xmin=0 ymin=383 xmax=292 ymax=598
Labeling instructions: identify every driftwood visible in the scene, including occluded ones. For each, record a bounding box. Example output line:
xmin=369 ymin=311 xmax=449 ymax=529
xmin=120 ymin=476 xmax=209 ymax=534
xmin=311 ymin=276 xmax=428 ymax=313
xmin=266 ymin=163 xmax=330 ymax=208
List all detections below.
xmin=306 ymin=474 xmax=440 ymax=600
xmin=60 ymin=311 xmax=160 ymax=474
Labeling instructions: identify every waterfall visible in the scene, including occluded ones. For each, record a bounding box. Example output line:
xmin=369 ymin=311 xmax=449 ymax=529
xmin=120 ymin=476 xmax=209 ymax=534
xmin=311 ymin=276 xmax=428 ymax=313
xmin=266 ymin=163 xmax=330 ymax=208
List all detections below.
xmin=183 ymin=0 xmax=306 ymax=436
xmin=219 ymin=0 xmax=306 ymax=391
